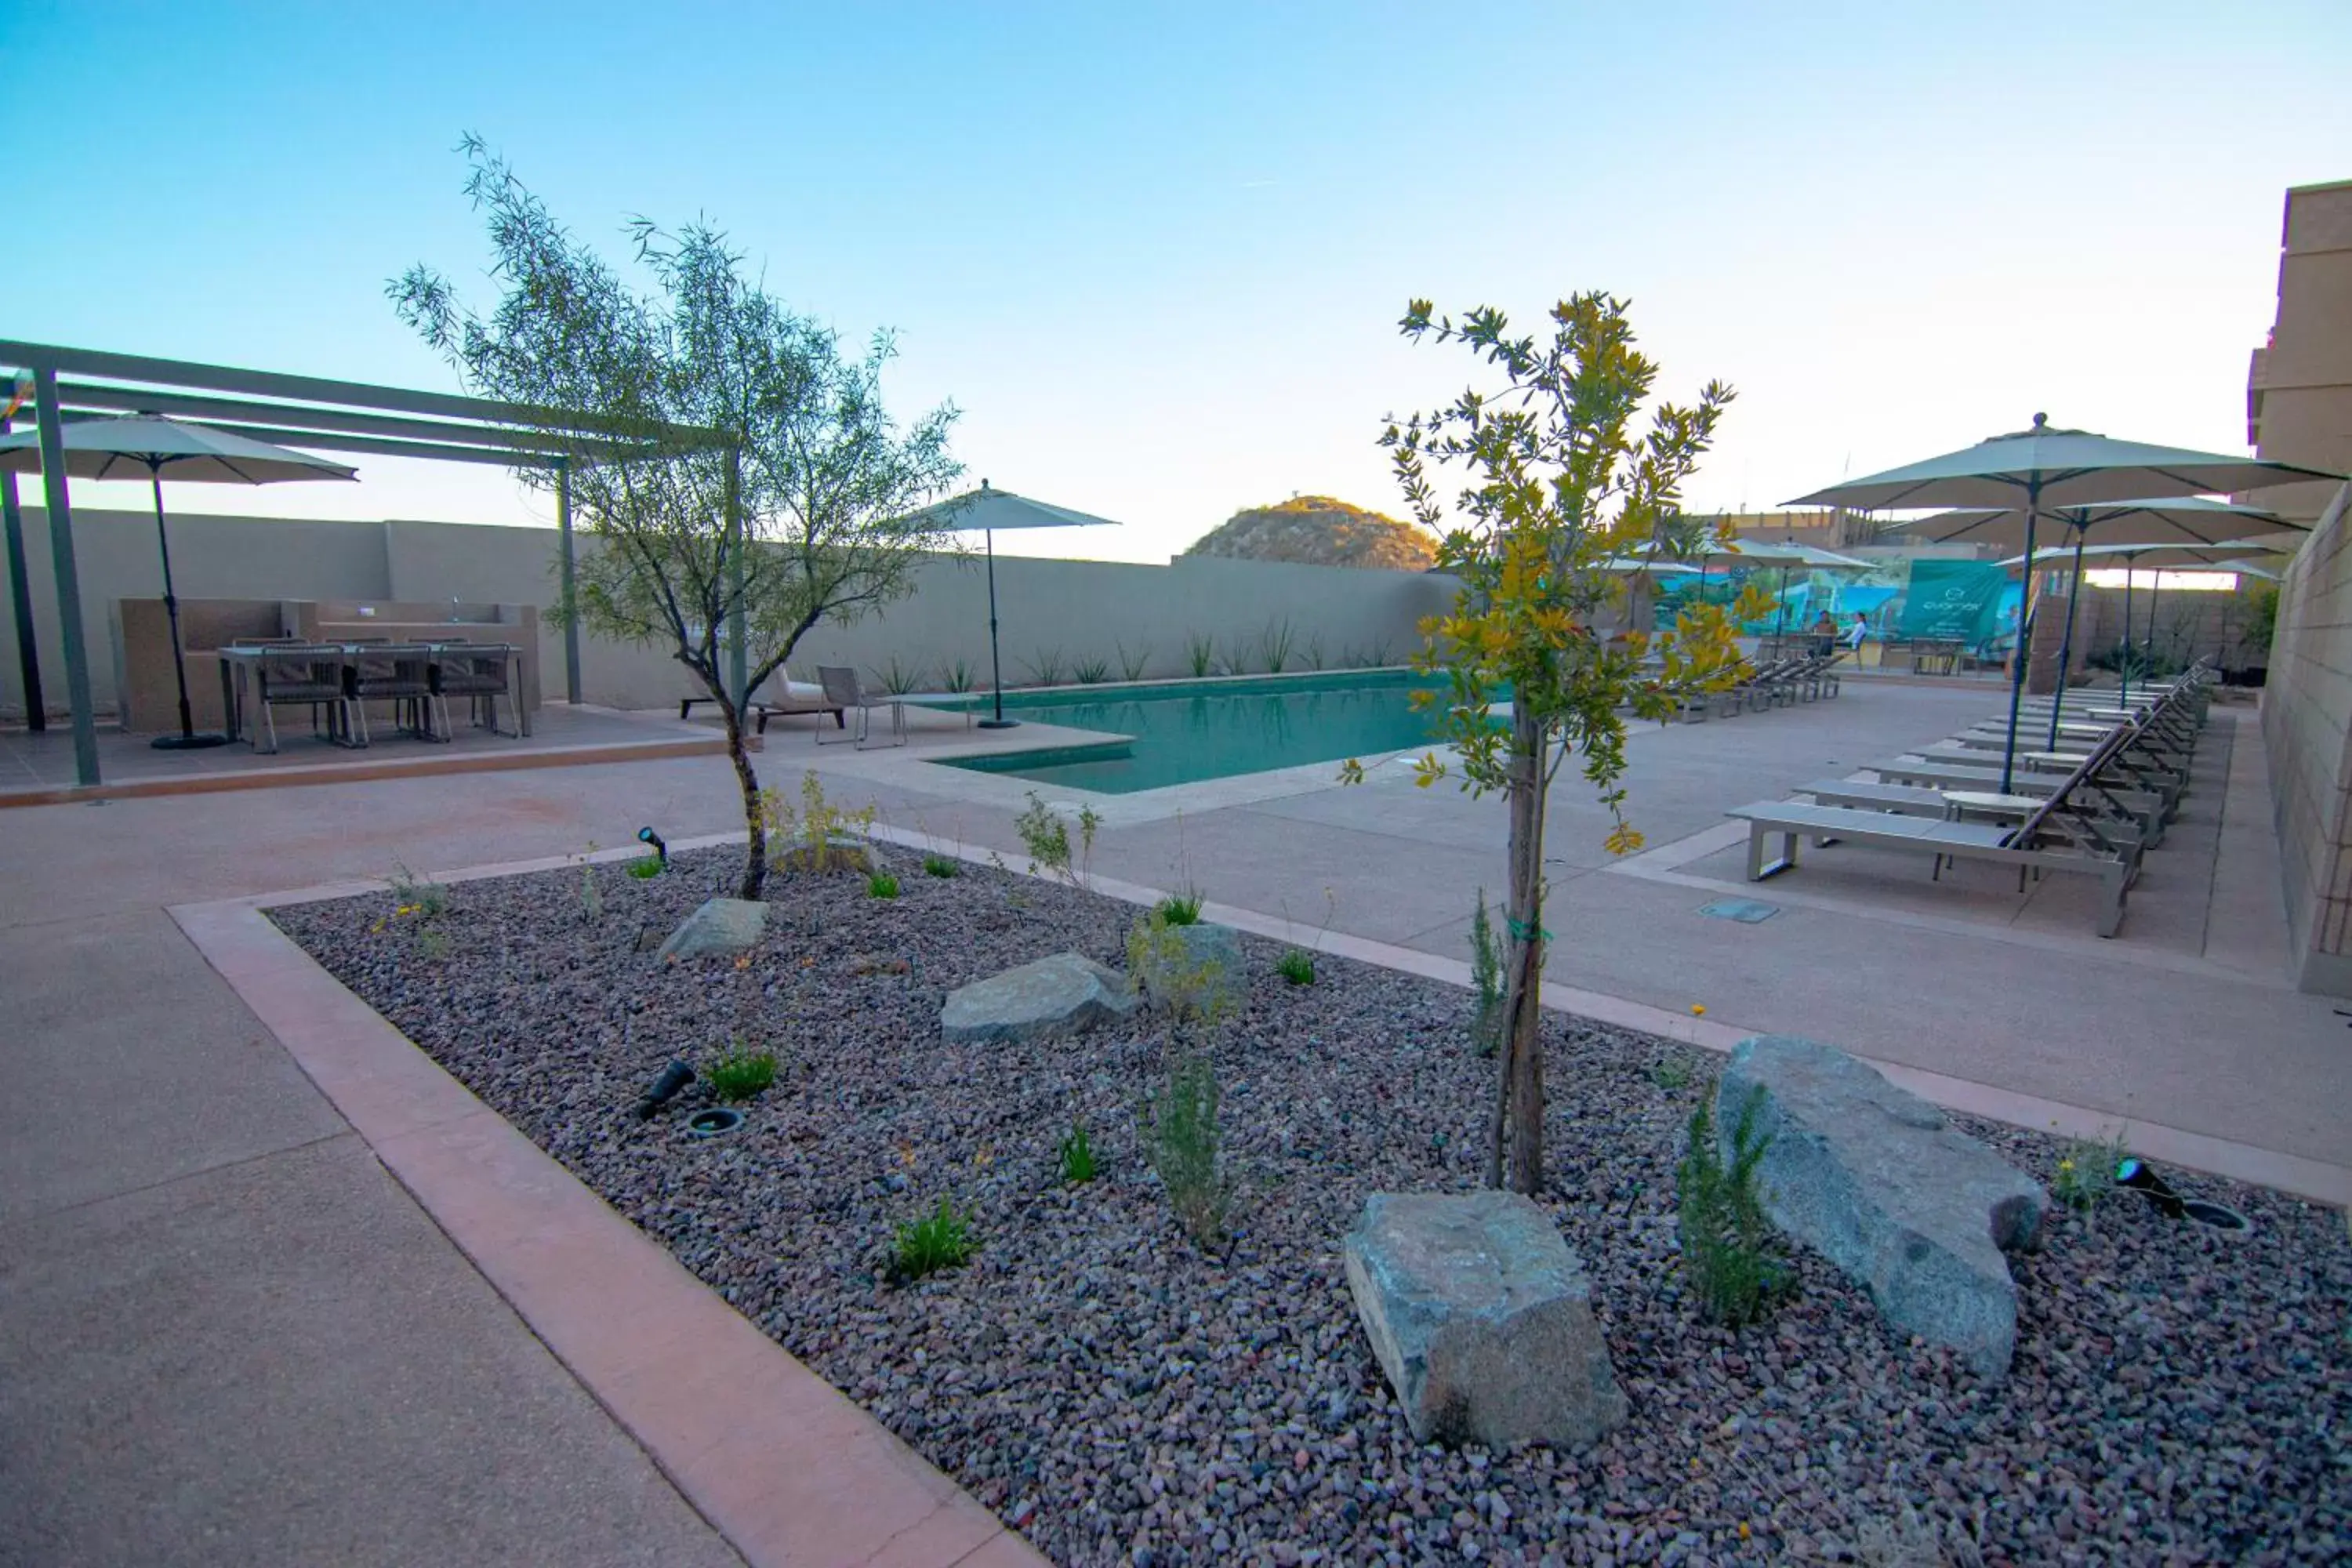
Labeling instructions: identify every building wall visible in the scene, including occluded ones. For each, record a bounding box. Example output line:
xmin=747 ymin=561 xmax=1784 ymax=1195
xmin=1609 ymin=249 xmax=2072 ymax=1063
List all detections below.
xmin=0 ymin=509 xmax=1456 ymax=719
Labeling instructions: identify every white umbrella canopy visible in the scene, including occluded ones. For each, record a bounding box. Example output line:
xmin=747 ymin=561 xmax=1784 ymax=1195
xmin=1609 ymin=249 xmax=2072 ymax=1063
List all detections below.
xmin=0 ymin=414 xmax=357 ymax=747
xmin=1996 ymin=539 xmax=2271 ymax=570
xmin=1890 ymin=495 xmax=2292 ymax=550
xmin=902 ymin=479 xmax=1121 ymax=728
xmin=1791 ymin=416 xmax=2340 ymax=789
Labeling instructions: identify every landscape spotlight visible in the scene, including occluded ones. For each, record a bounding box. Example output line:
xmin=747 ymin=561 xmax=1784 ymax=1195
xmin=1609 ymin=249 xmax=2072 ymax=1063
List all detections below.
xmin=637 ymin=826 xmax=668 ymax=866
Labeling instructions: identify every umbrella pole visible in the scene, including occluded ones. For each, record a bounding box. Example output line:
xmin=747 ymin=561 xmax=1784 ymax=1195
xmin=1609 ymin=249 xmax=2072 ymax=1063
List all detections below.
xmin=147 ymin=463 xmax=226 ymax=750
xmin=1998 ymin=485 xmax=2039 ymax=794
xmin=2048 ymin=532 xmax=2087 ymax=749
xmin=2118 ymin=564 xmax=2135 ymax=706
xmin=976 ymin=526 xmax=1015 ymax=729
xmin=2145 ymin=574 xmax=2165 ymax=681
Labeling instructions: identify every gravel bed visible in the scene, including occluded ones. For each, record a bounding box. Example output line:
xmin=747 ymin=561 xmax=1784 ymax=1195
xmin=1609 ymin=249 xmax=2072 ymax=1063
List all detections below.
xmin=273 ymin=848 xmax=2352 ymax=1566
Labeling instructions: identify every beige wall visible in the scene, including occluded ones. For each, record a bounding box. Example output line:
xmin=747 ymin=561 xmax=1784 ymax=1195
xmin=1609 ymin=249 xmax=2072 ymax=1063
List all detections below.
xmin=0 ymin=508 xmax=1455 ymax=720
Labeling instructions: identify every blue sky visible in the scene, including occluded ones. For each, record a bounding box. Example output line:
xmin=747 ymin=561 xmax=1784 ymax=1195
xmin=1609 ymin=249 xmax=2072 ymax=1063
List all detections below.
xmin=9 ymin=2 xmax=2348 ymax=561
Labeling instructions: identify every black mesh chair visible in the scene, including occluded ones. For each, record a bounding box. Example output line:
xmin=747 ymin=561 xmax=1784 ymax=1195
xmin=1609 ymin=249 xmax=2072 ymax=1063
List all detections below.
xmin=428 ymin=644 xmax=519 ymax=739
xmin=345 ymin=645 xmax=437 ymax=746
xmin=252 ymin=646 xmax=352 ymax=753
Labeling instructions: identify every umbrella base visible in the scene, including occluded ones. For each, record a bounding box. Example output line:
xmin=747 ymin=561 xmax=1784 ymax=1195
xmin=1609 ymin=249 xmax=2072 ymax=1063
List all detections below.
xmin=151 ymin=731 xmax=233 ymax=751
xmin=975 ymin=717 xmax=1022 ymax=731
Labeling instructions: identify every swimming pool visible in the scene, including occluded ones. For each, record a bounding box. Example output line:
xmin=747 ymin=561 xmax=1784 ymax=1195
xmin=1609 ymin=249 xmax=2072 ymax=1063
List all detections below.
xmin=934 ymin=670 xmax=1446 ymax=793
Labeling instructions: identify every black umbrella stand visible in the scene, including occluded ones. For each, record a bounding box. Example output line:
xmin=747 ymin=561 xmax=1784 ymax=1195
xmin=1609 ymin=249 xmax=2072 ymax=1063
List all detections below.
xmin=975 ymin=524 xmax=1017 ymax=729
xmin=144 ymin=462 xmax=230 ymax=750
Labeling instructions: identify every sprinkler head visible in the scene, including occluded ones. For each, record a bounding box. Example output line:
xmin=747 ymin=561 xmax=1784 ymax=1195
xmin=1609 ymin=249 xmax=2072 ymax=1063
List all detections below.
xmin=637 ymin=826 xmax=668 ymax=865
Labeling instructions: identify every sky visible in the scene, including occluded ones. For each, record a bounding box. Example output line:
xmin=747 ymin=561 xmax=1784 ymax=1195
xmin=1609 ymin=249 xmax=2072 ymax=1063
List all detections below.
xmin=8 ymin=2 xmax=2349 ymax=563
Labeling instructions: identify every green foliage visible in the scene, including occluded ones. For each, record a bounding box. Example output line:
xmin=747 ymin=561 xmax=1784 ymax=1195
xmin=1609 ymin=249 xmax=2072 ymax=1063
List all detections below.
xmin=1276 ymin=948 xmax=1316 ymax=986
xmin=1021 ymin=648 xmax=1066 ymax=687
xmin=1676 ymin=1087 xmax=1788 ymax=1326
xmin=1185 ymin=630 xmax=1217 ymax=678
xmin=1126 ymin=909 xmax=1232 ymax=1036
xmin=626 ymin=853 xmax=664 ymax=880
xmin=1468 ymin=888 xmax=1504 ymax=1057
xmin=391 ymin=138 xmax=960 ymax=902
xmin=1071 ymin=656 xmax=1112 ymax=684
xmin=1651 ymin=1058 xmax=1693 ymax=1091
xmin=416 ymin=928 xmax=452 ymax=963
xmin=579 ymin=863 xmax=604 ymax=922
xmin=939 ymin=657 xmax=976 ymax=693
xmin=1258 ymin=617 xmax=1298 ymax=674
xmin=2245 ymin=581 xmax=2278 ymax=655
xmin=761 ymin=770 xmax=878 ymax=873
xmin=1014 ymin=793 xmax=1098 ymax=884
xmin=706 ymin=1043 xmax=779 ymax=1102
xmin=1155 ymin=890 xmax=1205 ymax=926
xmin=1116 ymin=640 xmax=1152 ymax=681
xmin=922 ymin=854 xmax=960 ymax=879
xmin=1145 ymin=1051 xmax=1230 ymax=1250
xmin=388 ymin=862 xmax=449 ymax=919
xmin=2052 ymin=1130 xmax=2129 ymax=1223
xmin=875 ymin=656 xmax=924 ymax=695
xmin=867 ymin=872 xmax=901 ymax=898
xmin=1058 ymin=1121 xmax=1098 ymax=1185
xmin=892 ymin=1199 xmax=977 ymax=1279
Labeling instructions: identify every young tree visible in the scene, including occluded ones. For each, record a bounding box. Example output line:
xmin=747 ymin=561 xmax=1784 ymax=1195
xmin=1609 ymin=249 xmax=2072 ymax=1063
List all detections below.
xmin=391 ymin=140 xmax=961 ymax=898
xmin=1347 ymin=295 xmax=1768 ymax=1195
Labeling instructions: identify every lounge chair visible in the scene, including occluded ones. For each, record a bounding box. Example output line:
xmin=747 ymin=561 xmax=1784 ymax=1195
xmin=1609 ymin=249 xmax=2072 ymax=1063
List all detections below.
xmin=815 ymin=665 xmax=906 ymax=749
xmin=679 ymin=667 xmax=848 ymax=733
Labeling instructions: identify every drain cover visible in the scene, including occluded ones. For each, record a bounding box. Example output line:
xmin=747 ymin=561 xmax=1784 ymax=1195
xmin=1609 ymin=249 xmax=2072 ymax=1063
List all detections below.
xmin=1698 ymin=898 xmax=1780 ymax=924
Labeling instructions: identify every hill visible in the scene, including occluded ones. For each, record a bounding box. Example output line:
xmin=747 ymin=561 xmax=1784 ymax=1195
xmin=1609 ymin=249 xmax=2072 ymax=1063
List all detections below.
xmin=1181 ymin=496 xmax=1436 ymax=572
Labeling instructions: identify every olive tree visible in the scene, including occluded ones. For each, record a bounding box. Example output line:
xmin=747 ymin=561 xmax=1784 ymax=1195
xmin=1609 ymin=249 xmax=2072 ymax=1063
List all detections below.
xmin=1347 ymin=294 xmax=1766 ymax=1195
xmin=392 ymin=140 xmax=961 ymax=898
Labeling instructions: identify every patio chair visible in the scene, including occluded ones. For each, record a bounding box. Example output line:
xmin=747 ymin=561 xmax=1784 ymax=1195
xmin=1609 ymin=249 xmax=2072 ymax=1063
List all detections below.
xmin=429 ymin=644 xmax=521 ymax=739
xmin=345 ymin=645 xmax=437 ymax=746
xmin=815 ymin=664 xmax=906 ymax=749
xmin=251 ymin=645 xmax=353 ymax=753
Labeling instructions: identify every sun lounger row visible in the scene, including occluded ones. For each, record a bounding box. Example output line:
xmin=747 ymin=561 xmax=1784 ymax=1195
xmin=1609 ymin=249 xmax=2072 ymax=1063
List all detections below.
xmin=1681 ymin=651 xmax=1844 ymax=720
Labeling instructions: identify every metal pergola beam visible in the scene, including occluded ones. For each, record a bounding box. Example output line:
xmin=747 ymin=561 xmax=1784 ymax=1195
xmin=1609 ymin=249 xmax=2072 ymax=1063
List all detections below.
xmin=3 ymin=338 xmax=726 ymax=785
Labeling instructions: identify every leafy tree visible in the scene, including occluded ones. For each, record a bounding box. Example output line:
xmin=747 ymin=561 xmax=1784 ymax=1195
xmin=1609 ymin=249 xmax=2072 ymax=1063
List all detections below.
xmin=391 ymin=140 xmax=960 ymax=898
xmin=1347 ymin=294 xmax=1768 ymax=1195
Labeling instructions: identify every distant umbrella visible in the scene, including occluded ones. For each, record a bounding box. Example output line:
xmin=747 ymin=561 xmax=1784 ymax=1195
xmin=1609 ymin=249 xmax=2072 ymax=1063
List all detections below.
xmin=0 ymin=414 xmax=355 ymax=748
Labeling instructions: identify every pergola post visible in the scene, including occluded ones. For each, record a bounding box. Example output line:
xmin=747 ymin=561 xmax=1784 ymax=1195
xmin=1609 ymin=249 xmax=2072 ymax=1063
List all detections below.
xmin=0 ymin=412 xmax=45 ymax=731
xmin=555 ymin=456 xmax=582 ymax=706
xmin=32 ymin=367 xmax=99 ymax=786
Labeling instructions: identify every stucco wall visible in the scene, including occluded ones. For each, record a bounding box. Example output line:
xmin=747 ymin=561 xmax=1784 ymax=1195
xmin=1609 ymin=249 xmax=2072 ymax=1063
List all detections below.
xmin=1 ymin=509 xmax=1456 ymax=719
xmin=2263 ymin=483 xmax=2352 ymax=993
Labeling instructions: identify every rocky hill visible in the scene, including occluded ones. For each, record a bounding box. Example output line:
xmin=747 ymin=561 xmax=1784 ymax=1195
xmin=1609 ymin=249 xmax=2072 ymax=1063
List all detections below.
xmin=1182 ymin=496 xmax=1436 ymax=572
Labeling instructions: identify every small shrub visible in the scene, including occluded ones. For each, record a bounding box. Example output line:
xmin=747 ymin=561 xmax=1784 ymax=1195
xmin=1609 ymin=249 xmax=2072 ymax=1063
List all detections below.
xmin=1058 ymin=1122 xmax=1098 ymax=1185
xmin=1156 ymin=889 xmax=1205 ymax=926
xmin=922 ymin=854 xmax=960 ymax=878
xmin=1184 ymin=630 xmax=1216 ymax=678
xmin=2053 ymin=1129 xmax=2129 ymax=1225
xmin=1676 ymin=1086 xmax=1788 ymax=1326
xmin=579 ymin=863 xmax=604 ymax=922
xmin=761 ymin=771 xmax=877 ymax=873
xmin=1145 ymin=1052 xmax=1229 ymax=1249
xmin=1021 ymin=648 xmax=1065 ymax=687
xmin=389 ymin=862 xmax=449 ymax=919
xmin=868 ymin=872 xmax=901 ymax=898
xmin=1071 ymin=656 xmax=1111 ymax=684
xmin=939 ymin=658 xmax=975 ymax=694
xmin=1258 ymin=617 xmax=1297 ymax=674
xmin=892 ymin=1199 xmax=977 ymax=1279
xmin=1652 ymin=1058 xmax=1693 ymax=1091
xmin=1126 ymin=909 xmax=1232 ymax=1036
xmin=416 ymin=928 xmax=452 ymax=963
xmin=1302 ymin=632 xmax=1326 ymax=671
xmin=706 ymin=1044 xmax=779 ymax=1102
xmin=1468 ymin=888 xmax=1504 ymax=1056
xmin=1116 ymin=640 xmax=1152 ymax=681
xmin=1015 ymin=793 xmax=1099 ymax=885
xmin=875 ymin=656 xmax=923 ymax=695
xmin=625 ymin=853 xmax=663 ymax=880
xmin=1276 ymin=948 xmax=1316 ymax=985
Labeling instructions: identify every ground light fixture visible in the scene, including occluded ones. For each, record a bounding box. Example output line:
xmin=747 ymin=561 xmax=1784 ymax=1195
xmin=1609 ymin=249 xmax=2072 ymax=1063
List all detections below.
xmin=637 ymin=826 xmax=668 ymax=866
xmin=634 ymin=1060 xmax=694 ymax=1120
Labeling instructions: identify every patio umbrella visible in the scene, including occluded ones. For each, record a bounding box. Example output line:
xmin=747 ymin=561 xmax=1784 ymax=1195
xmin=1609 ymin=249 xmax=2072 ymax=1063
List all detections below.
xmin=1896 ymin=498 xmax=2292 ymax=735
xmin=1997 ymin=538 xmax=2271 ymax=705
xmin=905 ymin=480 xmax=1120 ymax=728
xmin=0 ymin=414 xmax=355 ymax=748
xmin=1791 ymin=416 xmax=2337 ymax=790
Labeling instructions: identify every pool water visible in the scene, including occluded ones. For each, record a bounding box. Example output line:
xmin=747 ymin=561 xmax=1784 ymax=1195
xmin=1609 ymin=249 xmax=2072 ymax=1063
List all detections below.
xmin=937 ymin=671 xmax=1446 ymax=793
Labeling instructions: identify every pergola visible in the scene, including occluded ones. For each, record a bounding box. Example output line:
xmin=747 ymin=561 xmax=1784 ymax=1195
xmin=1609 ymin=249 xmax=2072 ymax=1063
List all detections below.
xmin=2 ymin=340 xmax=728 ymax=787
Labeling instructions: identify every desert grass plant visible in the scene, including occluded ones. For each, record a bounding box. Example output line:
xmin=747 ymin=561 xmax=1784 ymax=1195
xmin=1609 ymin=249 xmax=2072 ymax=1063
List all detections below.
xmin=1258 ymin=617 xmax=1298 ymax=674
xmin=1021 ymin=648 xmax=1066 ymax=688
xmin=867 ymin=871 xmax=901 ymax=898
xmin=416 ymin=928 xmax=452 ymax=964
xmin=1058 ymin=1121 xmax=1098 ymax=1185
xmin=1276 ymin=948 xmax=1316 ymax=985
xmin=892 ymin=1198 xmax=977 ymax=1280
xmin=1071 ymin=655 xmax=1112 ymax=684
xmin=2052 ymin=1127 xmax=2130 ymax=1228
xmin=1468 ymin=888 xmax=1504 ymax=1057
xmin=1676 ymin=1086 xmax=1788 ymax=1326
xmin=1651 ymin=1058 xmax=1693 ymax=1091
xmin=1155 ymin=889 xmax=1206 ymax=926
xmin=706 ymin=1043 xmax=779 ymax=1101
xmin=1184 ymin=630 xmax=1217 ymax=678
xmin=1145 ymin=1051 xmax=1231 ymax=1250
xmin=626 ymin=852 xmax=663 ymax=880
xmin=1302 ymin=632 xmax=1326 ymax=671
xmin=388 ymin=862 xmax=450 ymax=919
xmin=922 ymin=853 xmax=960 ymax=878
xmin=761 ymin=770 xmax=878 ymax=873
xmin=579 ymin=863 xmax=604 ymax=922
xmin=875 ymin=656 xmax=924 ymax=695
xmin=938 ymin=657 xmax=976 ymax=694
xmin=1116 ymin=639 xmax=1152 ymax=681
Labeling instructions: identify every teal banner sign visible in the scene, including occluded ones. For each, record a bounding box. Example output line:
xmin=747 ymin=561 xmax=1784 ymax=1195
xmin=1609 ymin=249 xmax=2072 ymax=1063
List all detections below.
xmin=1899 ymin=560 xmax=2009 ymax=644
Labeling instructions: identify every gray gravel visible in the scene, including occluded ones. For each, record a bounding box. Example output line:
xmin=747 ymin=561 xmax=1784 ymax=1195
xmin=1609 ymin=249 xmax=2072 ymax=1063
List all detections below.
xmin=274 ymin=848 xmax=2352 ymax=1566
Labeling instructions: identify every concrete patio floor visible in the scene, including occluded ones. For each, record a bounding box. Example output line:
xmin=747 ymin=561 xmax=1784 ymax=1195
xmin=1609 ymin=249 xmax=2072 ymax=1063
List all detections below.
xmin=2 ymin=676 xmax=2343 ymax=1562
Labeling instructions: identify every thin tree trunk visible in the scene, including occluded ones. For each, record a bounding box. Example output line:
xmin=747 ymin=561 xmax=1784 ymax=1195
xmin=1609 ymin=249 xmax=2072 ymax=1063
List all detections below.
xmin=725 ymin=701 xmax=767 ymax=900
xmin=1486 ymin=706 xmax=1549 ymax=1195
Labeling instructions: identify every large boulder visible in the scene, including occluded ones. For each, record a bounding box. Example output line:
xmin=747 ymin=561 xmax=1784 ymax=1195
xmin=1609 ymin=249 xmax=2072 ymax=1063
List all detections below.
xmin=654 ymin=898 xmax=768 ymax=964
xmin=1343 ymin=1190 xmax=1627 ymax=1450
xmin=940 ymin=953 xmax=1140 ymax=1044
xmin=1718 ymin=1035 xmax=2049 ymax=1377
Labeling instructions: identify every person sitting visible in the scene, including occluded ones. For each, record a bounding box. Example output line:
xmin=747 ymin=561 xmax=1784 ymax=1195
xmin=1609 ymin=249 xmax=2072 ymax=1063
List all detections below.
xmin=1809 ymin=611 xmax=1838 ymax=656
xmin=1842 ymin=612 xmax=1868 ymax=652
